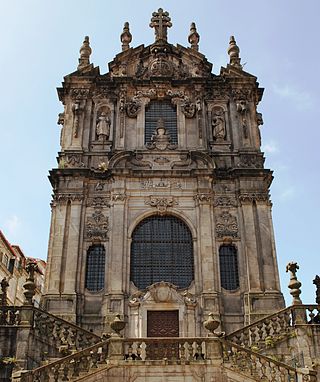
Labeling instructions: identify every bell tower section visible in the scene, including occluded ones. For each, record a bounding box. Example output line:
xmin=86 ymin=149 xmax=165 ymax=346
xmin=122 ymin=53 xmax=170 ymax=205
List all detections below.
xmin=42 ymin=9 xmax=284 ymax=334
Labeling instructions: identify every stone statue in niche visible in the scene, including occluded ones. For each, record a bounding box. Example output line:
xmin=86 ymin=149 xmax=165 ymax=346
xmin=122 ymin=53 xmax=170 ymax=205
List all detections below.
xmin=147 ymin=118 xmax=177 ymax=151
xmin=211 ymin=107 xmax=226 ymax=141
xmin=96 ymin=111 xmax=111 ymax=141
xmin=236 ymin=99 xmax=248 ymax=139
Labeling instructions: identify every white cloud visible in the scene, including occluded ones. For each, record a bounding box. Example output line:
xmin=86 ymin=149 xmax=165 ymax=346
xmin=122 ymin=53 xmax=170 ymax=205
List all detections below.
xmin=272 ymin=84 xmax=313 ymax=111
xmin=262 ymin=140 xmax=278 ymax=154
xmin=279 ymin=187 xmax=295 ymax=201
xmin=5 ymin=215 xmax=21 ymax=236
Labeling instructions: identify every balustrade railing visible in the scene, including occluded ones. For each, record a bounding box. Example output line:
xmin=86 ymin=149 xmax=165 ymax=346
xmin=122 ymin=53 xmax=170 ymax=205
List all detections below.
xmin=20 ymin=340 xmax=109 ymax=382
xmin=222 ymin=339 xmax=299 ymax=381
xmin=0 ymin=306 xmax=21 ymax=325
xmin=33 ymin=308 xmax=101 ymax=352
xmin=226 ymin=305 xmax=320 ymax=350
xmin=124 ymin=337 xmax=207 ymax=361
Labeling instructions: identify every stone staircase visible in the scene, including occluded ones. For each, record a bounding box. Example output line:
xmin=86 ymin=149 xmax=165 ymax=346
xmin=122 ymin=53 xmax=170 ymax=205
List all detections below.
xmin=1 ymin=305 xmax=319 ymax=381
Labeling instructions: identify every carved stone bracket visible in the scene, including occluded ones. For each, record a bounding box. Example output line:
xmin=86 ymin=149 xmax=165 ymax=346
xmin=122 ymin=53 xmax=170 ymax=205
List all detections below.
xmin=87 ymin=197 xmax=110 ymax=208
xmin=181 ymin=97 xmax=196 ymax=118
xmin=111 ymin=193 xmax=127 ymax=202
xmin=214 ymin=196 xmax=237 ymax=208
xmin=145 ymin=195 xmax=178 ymax=214
xmin=216 ymin=211 xmax=239 ymax=238
xmin=194 ymin=193 xmax=213 ymax=204
xmin=238 ymin=193 xmax=271 ymax=205
xmin=85 ymin=209 xmax=109 ymax=240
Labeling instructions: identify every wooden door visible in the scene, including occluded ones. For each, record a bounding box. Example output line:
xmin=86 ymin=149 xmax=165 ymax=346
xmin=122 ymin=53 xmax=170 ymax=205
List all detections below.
xmin=147 ymin=310 xmax=179 ymax=359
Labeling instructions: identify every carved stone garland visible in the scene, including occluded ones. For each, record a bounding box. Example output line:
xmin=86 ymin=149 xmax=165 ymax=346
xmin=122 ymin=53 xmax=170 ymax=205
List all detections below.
xmin=215 ymin=211 xmax=239 ymax=238
xmin=85 ymin=209 xmax=109 ymax=240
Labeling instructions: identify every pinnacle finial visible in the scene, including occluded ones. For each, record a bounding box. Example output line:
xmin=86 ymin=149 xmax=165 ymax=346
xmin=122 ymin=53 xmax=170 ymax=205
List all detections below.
xmin=228 ymin=35 xmax=242 ymax=69
xmin=121 ymin=22 xmax=132 ymax=51
xmin=286 ymin=262 xmax=302 ymax=305
xmin=313 ymin=275 xmax=320 ymax=305
xmin=150 ymin=8 xmax=172 ymax=43
xmin=78 ymin=36 xmax=92 ymax=70
xmin=188 ymin=22 xmax=200 ymax=51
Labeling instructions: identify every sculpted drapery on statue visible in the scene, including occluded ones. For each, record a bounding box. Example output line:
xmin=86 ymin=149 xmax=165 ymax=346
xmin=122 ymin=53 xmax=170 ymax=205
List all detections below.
xmin=96 ymin=111 xmax=111 ymax=140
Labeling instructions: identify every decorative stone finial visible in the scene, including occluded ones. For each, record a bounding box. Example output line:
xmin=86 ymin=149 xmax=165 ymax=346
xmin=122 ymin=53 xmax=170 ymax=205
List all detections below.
xmin=203 ymin=313 xmax=220 ymax=335
xmin=150 ymin=8 xmax=172 ymax=42
xmin=0 ymin=277 xmax=9 ymax=306
xmin=228 ymin=36 xmax=242 ymax=69
xmin=121 ymin=22 xmax=132 ymax=51
xmin=188 ymin=22 xmax=200 ymax=51
xmin=286 ymin=262 xmax=302 ymax=305
xmin=313 ymin=275 xmax=320 ymax=305
xmin=23 ymin=261 xmax=38 ymax=305
xmin=110 ymin=314 xmax=126 ymax=336
xmin=78 ymin=36 xmax=92 ymax=70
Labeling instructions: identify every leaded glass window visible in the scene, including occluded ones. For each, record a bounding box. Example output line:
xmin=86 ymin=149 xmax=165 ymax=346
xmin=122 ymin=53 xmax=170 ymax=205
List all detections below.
xmin=130 ymin=216 xmax=193 ymax=289
xmin=219 ymin=245 xmax=239 ymax=290
xmin=85 ymin=245 xmax=105 ymax=291
xmin=145 ymin=100 xmax=177 ymax=144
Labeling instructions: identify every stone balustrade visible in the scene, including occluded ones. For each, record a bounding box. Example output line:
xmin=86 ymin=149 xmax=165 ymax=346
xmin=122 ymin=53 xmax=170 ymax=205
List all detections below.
xmin=226 ymin=304 xmax=320 ymax=350
xmin=0 ymin=306 xmax=21 ymax=325
xmin=221 ymin=339 xmax=316 ymax=382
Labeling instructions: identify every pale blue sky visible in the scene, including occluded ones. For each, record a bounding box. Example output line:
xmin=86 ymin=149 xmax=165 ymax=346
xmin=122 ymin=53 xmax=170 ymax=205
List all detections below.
xmin=1 ymin=1 xmax=319 ymax=305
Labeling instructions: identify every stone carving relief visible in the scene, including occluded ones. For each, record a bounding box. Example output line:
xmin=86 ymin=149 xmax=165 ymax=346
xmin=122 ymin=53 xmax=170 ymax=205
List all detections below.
xmin=59 ymin=154 xmax=85 ymax=169
xmin=72 ymin=101 xmax=83 ymax=138
xmin=181 ymin=96 xmax=196 ymax=118
xmin=239 ymin=154 xmax=264 ymax=168
xmin=70 ymin=88 xmax=90 ymax=100
xmin=130 ymin=153 xmax=152 ymax=168
xmin=95 ymin=182 xmax=104 ymax=191
xmin=140 ymin=179 xmax=182 ymax=190
xmin=147 ymin=282 xmax=177 ymax=303
xmin=194 ymin=193 xmax=213 ymax=204
xmin=87 ymin=197 xmax=110 ymax=208
xmin=96 ymin=109 xmax=111 ymax=141
xmin=146 ymin=119 xmax=177 ymax=151
xmin=145 ymin=195 xmax=178 ymax=214
xmin=85 ymin=209 xmax=109 ymax=240
xmin=149 ymin=56 xmax=174 ymax=77
xmin=125 ymin=96 xmax=141 ymax=118
xmin=211 ymin=106 xmax=226 ymax=141
xmin=111 ymin=193 xmax=127 ymax=202
xmin=154 ymin=156 xmax=170 ymax=165
xmin=238 ymin=193 xmax=271 ymax=205
xmin=171 ymin=153 xmax=192 ymax=168
xmin=52 ymin=193 xmax=84 ymax=205
xmin=214 ymin=196 xmax=237 ymax=208
xmin=216 ymin=211 xmax=239 ymax=238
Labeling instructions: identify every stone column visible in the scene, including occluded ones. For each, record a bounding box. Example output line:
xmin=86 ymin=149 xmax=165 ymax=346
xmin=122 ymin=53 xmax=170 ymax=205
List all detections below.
xmin=239 ymin=199 xmax=263 ymax=291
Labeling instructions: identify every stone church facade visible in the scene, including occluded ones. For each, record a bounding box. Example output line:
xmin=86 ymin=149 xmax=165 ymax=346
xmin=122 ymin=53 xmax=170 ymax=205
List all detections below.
xmin=43 ymin=8 xmax=284 ymax=337
xmin=1 ymin=8 xmax=320 ymax=382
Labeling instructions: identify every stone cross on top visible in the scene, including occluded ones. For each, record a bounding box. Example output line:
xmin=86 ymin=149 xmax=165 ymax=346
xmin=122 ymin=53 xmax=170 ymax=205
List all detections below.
xmin=150 ymin=8 xmax=172 ymax=42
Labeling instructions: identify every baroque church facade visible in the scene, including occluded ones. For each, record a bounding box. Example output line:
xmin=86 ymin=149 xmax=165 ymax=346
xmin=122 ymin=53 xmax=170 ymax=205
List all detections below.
xmin=44 ymin=8 xmax=284 ymax=337
xmin=1 ymin=8 xmax=320 ymax=382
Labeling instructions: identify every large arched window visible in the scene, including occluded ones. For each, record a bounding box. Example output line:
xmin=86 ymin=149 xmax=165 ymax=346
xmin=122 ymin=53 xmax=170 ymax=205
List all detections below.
xmin=85 ymin=245 xmax=105 ymax=291
xmin=130 ymin=216 xmax=193 ymax=289
xmin=219 ymin=245 xmax=239 ymax=290
xmin=145 ymin=100 xmax=177 ymax=144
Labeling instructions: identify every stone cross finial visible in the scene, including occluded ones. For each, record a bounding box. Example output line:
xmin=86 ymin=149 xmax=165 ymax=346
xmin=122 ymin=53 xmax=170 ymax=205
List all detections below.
xmin=286 ymin=262 xmax=302 ymax=305
xmin=0 ymin=277 xmax=9 ymax=306
xmin=228 ymin=36 xmax=242 ymax=69
xmin=78 ymin=36 xmax=92 ymax=70
xmin=313 ymin=275 xmax=320 ymax=305
xmin=150 ymin=8 xmax=172 ymax=42
xmin=188 ymin=22 xmax=200 ymax=51
xmin=121 ymin=22 xmax=132 ymax=51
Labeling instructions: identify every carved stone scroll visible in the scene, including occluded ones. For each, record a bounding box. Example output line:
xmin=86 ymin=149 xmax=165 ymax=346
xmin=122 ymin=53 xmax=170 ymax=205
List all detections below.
xmin=216 ymin=211 xmax=239 ymax=238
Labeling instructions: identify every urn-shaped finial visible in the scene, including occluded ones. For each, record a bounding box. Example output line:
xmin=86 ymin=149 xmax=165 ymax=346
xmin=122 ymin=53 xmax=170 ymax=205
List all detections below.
xmin=121 ymin=22 xmax=132 ymax=51
xmin=110 ymin=314 xmax=126 ymax=336
xmin=286 ymin=262 xmax=302 ymax=305
xmin=228 ymin=36 xmax=242 ymax=69
xmin=78 ymin=36 xmax=92 ymax=70
xmin=203 ymin=313 xmax=220 ymax=335
xmin=188 ymin=22 xmax=200 ymax=51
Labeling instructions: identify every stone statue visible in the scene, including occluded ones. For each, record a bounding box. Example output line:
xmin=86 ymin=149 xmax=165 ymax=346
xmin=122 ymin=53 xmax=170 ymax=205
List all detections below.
xmin=0 ymin=277 xmax=9 ymax=306
xmin=212 ymin=108 xmax=226 ymax=141
xmin=96 ymin=112 xmax=111 ymax=141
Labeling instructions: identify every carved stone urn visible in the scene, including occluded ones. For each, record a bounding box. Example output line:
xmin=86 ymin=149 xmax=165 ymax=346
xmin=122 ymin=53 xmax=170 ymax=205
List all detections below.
xmin=203 ymin=313 xmax=220 ymax=335
xmin=110 ymin=314 xmax=126 ymax=336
